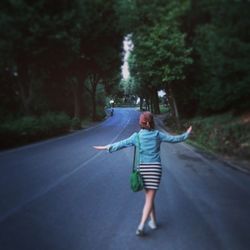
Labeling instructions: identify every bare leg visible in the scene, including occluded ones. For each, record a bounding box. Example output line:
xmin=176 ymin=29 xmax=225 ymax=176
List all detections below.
xmin=150 ymin=203 xmax=157 ymax=224
xmin=137 ymin=189 xmax=156 ymax=232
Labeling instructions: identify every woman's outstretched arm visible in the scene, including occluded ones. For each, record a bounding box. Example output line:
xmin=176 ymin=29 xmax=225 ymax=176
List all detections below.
xmin=159 ymin=126 xmax=192 ymax=143
xmin=93 ymin=132 xmax=137 ymax=152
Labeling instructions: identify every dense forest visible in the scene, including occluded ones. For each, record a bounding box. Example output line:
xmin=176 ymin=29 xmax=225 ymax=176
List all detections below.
xmin=122 ymin=0 xmax=250 ymax=118
xmin=0 ymin=0 xmax=250 ymax=154
xmin=0 ymin=0 xmax=124 ymax=121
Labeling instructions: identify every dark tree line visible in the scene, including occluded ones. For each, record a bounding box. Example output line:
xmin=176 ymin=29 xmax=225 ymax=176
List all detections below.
xmin=1 ymin=0 xmax=250 ymax=124
xmin=0 ymin=0 xmax=124 ymax=121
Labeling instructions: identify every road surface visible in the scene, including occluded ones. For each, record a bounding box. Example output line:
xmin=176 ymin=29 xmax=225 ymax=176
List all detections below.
xmin=0 ymin=108 xmax=250 ymax=250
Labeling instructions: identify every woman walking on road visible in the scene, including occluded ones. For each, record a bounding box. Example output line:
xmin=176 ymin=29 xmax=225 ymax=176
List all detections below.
xmin=94 ymin=111 xmax=192 ymax=236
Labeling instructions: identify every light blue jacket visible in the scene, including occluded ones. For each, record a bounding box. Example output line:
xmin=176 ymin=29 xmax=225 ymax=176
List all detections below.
xmin=108 ymin=129 xmax=190 ymax=164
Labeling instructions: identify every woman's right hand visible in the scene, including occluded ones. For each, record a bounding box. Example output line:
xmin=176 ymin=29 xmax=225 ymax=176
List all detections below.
xmin=93 ymin=146 xmax=108 ymax=150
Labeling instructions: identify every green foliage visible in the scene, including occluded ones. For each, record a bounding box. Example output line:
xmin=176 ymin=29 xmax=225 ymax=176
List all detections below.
xmin=1 ymin=0 xmax=249 ymax=149
xmin=95 ymin=106 xmax=106 ymax=121
xmin=0 ymin=0 xmax=124 ymax=122
xmin=121 ymin=0 xmax=250 ymax=117
xmin=0 ymin=112 xmax=71 ymax=148
xmin=190 ymin=113 xmax=250 ymax=159
xmin=159 ymin=104 xmax=170 ymax=114
xmin=71 ymin=117 xmax=82 ymax=130
xmin=95 ymin=84 xmax=107 ymax=120
xmin=40 ymin=112 xmax=71 ymax=131
xmin=167 ymin=111 xmax=250 ymax=160
xmin=194 ymin=14 xmax=250 ymax=112
xmin=181 ymin=0 xmax=250 ymax=115
xmin=133 ymin=24 xmax=192 ymax=84
xmin=124 ymin=0 xmax=192 ymax=114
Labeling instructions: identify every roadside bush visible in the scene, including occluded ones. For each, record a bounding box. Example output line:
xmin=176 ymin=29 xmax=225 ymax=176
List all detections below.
xmin=71 ymin=117 xmax=82 ymax=130
xmin=95 ymin=106 xmax=106 ymax=121
xmin=190 ymin=113 xmax=250 ymax=159
xmin=0 ymin=112 xmax=71 ymax=148
xmin=38 ymin=112 xmax=71 ymax=134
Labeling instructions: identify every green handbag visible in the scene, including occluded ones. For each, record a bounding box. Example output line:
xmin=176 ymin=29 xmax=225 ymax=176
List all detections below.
xmin=130 ymin=133 xmax=144 ymax=192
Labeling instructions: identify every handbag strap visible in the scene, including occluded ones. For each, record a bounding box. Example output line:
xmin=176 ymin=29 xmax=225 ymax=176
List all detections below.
xmin=132 ymin=133 xmax=140 ymax=171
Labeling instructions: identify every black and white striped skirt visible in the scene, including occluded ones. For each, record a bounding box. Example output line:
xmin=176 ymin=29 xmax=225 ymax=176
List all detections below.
xmin=138 ymin=163 xmax=162 ymax=190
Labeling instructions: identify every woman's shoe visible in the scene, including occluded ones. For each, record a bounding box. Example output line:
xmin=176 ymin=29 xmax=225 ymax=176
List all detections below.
xmin=136 ymin=229 xmax=144 ymax=236
xmin=148 ymin=220 xmax=157 ymax=230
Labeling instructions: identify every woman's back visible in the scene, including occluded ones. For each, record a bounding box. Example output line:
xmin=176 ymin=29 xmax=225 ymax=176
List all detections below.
xmin=138 ymin=129 xmax=161 ymax=164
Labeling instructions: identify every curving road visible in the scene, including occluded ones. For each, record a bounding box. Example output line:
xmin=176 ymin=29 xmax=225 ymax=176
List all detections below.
xmin=0 ymin=108 xmax=250 ymax=250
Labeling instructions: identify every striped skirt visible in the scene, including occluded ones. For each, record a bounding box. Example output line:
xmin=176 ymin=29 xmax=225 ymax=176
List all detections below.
xmin=138 ymin=163 xmax=162 ymax=190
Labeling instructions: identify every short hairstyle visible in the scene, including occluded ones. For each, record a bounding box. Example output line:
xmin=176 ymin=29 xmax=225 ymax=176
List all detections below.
xmin=139 ymin=111 xmax=155 ymax=130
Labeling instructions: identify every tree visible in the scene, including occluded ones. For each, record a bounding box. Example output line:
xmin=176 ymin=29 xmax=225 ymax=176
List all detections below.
xmin=0 ymin=0 xmax=125 ymax=121
xmin=0 ymin=0 xmax=86 ymax=116
xmin=194 ymin=1 xmax=250 ymax=113
xmin=179 ymin=0 xmax=250 ymax=116
xmin=127 ymin=0 xmax=192 ymax=119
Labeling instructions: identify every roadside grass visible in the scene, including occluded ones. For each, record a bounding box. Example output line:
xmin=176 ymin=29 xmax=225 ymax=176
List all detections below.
xmin=188 ymin=113 xmax=250 ymax=158
xmin=160 ymin=111 xmax=250 ymax=161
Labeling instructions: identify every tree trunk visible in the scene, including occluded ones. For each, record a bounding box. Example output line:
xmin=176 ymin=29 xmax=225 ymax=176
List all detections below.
xmin=72 ymin=82 xmax=81 ymax=118
xmin=139 ymin=96 xmax=143 ymax=110
xmin=150 ymin=96 xmax=153 ymax=113
xmin=91 ymin=84 xmax=97 ymax=121
xmin=18 ymin=81 xmax=31 ymax=115
xmin=145 ymin=98 xmax=150 ymax=111
xmin=165 ymin=84 xmax=180 ymax=128
xmin=152 ymin=87 xmax=160 ymax=114
xmin=18 ymin=65 xmax=33 ymax=116
xmin=84 ymin=74 xmax=99 ymax=121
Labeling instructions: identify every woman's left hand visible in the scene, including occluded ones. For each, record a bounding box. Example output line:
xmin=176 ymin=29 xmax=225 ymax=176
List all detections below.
xmin=187 ymin=126 xmax=192 ymax=133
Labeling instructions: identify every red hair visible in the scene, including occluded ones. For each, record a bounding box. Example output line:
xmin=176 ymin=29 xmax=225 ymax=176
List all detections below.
xmin=139 ymin=111 xmax=155 ymax=130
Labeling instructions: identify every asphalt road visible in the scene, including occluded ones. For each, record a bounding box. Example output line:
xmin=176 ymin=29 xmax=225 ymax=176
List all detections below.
xmin=0 ymin=108 xmax=250 ymax=250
